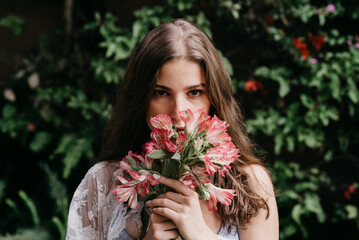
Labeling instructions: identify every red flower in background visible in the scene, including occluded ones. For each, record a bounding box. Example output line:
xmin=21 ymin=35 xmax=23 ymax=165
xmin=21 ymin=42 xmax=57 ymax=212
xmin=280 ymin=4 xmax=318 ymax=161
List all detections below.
xmin=293 ymin=37 xmax=310 ymax=60
xmin=344 ymin=185 xmax=356 ymax=199
xmin=309 ymin=33 xmax=325 ymax=51
xmin=27 ymin=123 xmax=36 ymax=132
xmin=201 ymin=1 xmax=207 ymax=7
xmin=245 ymin=79 xmax=263 ymax=92
xmin=348 ymin=185 xmax=356 ymax=194
xmin=263 ymin=16 xmax=275 ymax=24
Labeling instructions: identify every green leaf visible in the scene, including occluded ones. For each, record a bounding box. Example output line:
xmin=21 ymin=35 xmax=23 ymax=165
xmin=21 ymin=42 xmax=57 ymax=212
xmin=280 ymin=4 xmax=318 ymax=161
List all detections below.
xmin=346 ymin=205 xmax=358 ymax=219
xmin=0 ymin=14 xmax=25 ymax=35
xmin=254 ymin=66 xmax=270 ymax=77
xmin=300 ymin=94 xmax=314 ymax=108
xmin=132 ymin=20 xmax=142 ymax=38
xmin=278 ymin=77 xmax=290 ymax=97
xmin=50 ymin=134 xmax=76 ymax=160
xmin=147 ymin=149 xmax=173 ymax=159
xmin=304 ymin=193 xmax=326 ymax=223
xmin=348 ymin=89 xmax=359 ymax=103
xmin=52 ymin=216 xmax=66 ymax=240
xmin=29 ymin=132 xmax=52 ymax=153
xmin=63 ymin=138 xmax=92 ymax=179
xmin=286 ymin=136 xmax=295 ymax=152
xmin=171 ymin=152 xmax=181 ymax=161
xmin=329 ymin=73 xmax=341 ymax=101
xmin=126 ymin=156 xmax=141 ymax=171
xmin=291 ymin=204 xmax=303 ymax=225
xmin=18 ymin=190 xmax=40 ymax=227
xmin=274 ymin=134 xmax=283 ymax=155
xmin=318 ymin=13 xmax=325 ymax=26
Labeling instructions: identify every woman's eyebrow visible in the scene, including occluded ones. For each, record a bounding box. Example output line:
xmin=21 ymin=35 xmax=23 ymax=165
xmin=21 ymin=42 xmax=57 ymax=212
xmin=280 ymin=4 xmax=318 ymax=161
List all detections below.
xmin=185 ymin=83 xmax=205 ymax=90
xmin=155 ymin=83 xmax=205 ymax=90
xmin=155 ymin=84 xmax=171 ymax=90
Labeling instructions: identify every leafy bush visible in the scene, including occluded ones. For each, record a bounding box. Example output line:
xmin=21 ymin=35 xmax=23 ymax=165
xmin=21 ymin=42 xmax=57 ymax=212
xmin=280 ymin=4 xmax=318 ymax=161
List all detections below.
xmin=0 ymin=0 xmax=358 ymax=239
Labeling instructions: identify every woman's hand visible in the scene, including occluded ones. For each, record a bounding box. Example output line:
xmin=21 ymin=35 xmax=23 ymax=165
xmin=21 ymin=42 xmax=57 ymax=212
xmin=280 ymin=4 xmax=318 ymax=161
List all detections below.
xmin=142 ymin=213 xmax=179 ymax=240
xmin=146 ymin=176 xmax=218 ymax=240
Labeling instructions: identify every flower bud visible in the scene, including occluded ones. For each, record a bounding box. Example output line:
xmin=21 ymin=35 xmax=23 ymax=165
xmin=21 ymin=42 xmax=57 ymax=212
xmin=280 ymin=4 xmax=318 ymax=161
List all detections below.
xmin=194 ymin=137 xmax=203 ymax=151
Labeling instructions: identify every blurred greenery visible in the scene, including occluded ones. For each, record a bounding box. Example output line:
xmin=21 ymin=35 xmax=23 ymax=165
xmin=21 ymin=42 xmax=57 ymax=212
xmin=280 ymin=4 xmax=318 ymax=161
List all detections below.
xmin=0 ymin=0 xmax=358 ymax=239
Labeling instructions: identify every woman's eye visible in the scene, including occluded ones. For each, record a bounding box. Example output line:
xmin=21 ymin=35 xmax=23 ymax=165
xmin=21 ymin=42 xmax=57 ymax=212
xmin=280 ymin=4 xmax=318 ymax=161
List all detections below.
xmin=188 ymin=90 xmax=202 ymax=96
xmin=154 ymin=90 xmax=169 ymax=97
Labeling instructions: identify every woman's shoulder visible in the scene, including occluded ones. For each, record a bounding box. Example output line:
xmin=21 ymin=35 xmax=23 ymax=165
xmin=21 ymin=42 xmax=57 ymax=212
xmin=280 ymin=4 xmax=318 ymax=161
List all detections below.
xmin=242 ymin=164 xmax=274 ymax=200
xmin=79 ymin=161 xmax=122 ymax=194
xmin=238 ymin=164 xmax=279 ymax=239
xmin=86 ymin=160 xmax=121 ymax=176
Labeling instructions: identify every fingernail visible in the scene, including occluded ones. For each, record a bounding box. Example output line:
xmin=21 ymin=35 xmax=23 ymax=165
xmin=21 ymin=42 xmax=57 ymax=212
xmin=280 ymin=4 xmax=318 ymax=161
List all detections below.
xmin=146 ymin=200 xmax=151 ymax=205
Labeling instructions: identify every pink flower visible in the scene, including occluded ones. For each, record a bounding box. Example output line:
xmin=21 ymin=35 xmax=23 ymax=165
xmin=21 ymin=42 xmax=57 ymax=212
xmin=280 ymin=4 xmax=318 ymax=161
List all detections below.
xmin=179 ymin=165 xmax=211 ymax=189
xmin=176 ymin=132 xmax=188 ymax=153
xmin=134 ymin=170 xmax=160 ymax=197
xmin=202 ymin=144 xmax=239 ymax=176
xmin=347 ymin=40 xmax=353 ymax=46
xmin=113 ymin=170 xmax=160 ymax=209
xmin=200 ymin=116 xmax=231 ymax=146
xmin=150 ymin=128 xmax=177 ymax=153
xmin=326 ymin=4 xmax=335 ymax=13
xmin=310 ymin=58 xmax=318 ymax=64
xmin=113 ymin=176 xmax=139 ymax=209
xmin=193 ymin=137 xmax=203 ymax=151
xmin=180 ymin=173 xmax=200 ymax=189
xmin=125 ymin=151 xmax=154 ymax=169
xmin=120 ymin=159 xmax=132 ymax=171
xmin=144 ymin=140 xmax=160 ymax=154
xmin=150 ymin=114 xmax=173 ymax=132
xmin=218 ymin=143 xmax=240 ymax=176
xmin=179 ymin=109 xmax=210 ymax=135
xmin=203 ymin=183 xmax=236 ymax=211
xmin=355 ymin=43 xmax=359 ymax=49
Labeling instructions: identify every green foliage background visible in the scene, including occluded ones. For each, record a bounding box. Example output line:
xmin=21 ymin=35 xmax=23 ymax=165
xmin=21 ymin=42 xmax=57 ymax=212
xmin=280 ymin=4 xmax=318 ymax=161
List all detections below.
xmin=1 ymin=0 xmax=358 ymax=239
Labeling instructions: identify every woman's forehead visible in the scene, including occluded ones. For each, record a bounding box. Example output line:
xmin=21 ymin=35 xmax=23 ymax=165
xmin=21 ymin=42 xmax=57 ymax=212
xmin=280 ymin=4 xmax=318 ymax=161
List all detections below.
xmin=156 ymin=59 xmax=206 ymax=86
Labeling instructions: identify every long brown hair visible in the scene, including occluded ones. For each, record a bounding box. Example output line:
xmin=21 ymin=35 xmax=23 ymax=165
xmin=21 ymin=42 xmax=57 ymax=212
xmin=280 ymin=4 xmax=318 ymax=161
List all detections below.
xmin=99 ymin=19 xmax=269 ymax=232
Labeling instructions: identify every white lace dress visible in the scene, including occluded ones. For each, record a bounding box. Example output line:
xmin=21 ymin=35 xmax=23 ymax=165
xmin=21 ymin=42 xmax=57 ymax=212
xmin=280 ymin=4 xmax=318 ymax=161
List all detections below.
xmin=66 ymin=161 xmax=235 ymax=240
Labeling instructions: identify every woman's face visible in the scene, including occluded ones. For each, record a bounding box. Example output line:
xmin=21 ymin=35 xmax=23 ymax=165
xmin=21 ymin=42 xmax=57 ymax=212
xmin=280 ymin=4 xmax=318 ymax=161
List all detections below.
xmin=146 ymin=59 xmax=211 ymax=131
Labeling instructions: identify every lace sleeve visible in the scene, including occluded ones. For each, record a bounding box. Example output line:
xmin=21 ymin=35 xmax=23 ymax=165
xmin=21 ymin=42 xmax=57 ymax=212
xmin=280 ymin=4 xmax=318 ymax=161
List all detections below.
xmin=65 ymin=161 xmax=234 ymax=240
xmin=66 ymin=161 xmax=125 ymax=240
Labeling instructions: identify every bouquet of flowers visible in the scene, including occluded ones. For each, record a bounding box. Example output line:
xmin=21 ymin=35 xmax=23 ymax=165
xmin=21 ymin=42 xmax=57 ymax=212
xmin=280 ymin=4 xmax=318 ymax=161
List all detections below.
xmin=113 ymin=109 xmax=240 ymax=213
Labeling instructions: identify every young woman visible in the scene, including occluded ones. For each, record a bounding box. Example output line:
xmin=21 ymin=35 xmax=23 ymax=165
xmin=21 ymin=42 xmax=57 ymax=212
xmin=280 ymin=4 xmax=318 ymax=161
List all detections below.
xmin=66 ymin=19 xmax=278 ymax=240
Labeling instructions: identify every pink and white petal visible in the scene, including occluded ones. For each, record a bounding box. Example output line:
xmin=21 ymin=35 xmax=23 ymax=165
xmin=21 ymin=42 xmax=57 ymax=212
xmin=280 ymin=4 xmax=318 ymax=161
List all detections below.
xmin=150 ymin=114 xmax=173 ymax=131
xmin=116 ymin=175 xmax=129 ymax=184
xmin=127 ymin=190 xmax=139 ymax=209
xmin=127 ymin=170 xmax=141 ymax=180
xmin=120 ymin=160 xmax=132 ymax=171
xmin=164 ymin=138 xmax=177 ymax=153
xmin=206 ymin=183 xmax=236 ymax=206
xmin=207 ymin=195 xmax=218 ymax=211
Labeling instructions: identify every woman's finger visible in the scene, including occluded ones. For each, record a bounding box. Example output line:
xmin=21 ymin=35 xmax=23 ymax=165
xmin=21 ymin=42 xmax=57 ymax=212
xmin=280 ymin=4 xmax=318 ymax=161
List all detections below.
xmin=159 ymin=176 xmax=194 ymax=196
xmin=148 ymin=196 xmax=184 ymax=213
xmin=152 ymin=206 xmax=178 ymax=221
xmin=149 ymin=212 xmax=170 ymax=223
xmin=162 ymin=229 xmax=179 ymax=240
xmin=155 ymin=191 xmax=186 ymax=204
xmin=150 ymin=214 xmax=177 ymax=230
